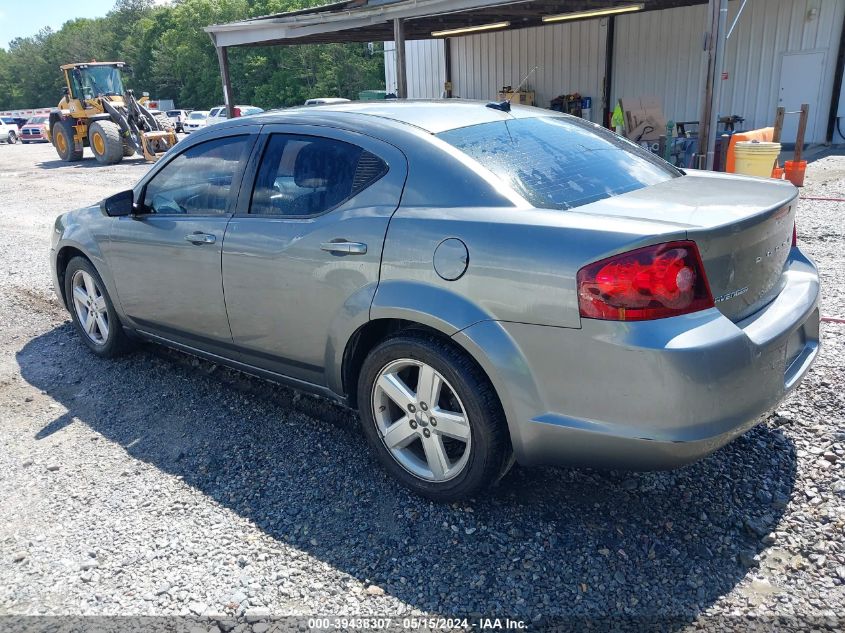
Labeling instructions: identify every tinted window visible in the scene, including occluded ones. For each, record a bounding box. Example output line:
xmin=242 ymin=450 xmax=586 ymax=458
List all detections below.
xmin=438 ymin=117 xmax=679 ymax=210
xmin=166 ymin=110 xmax=180 ymax=117
xmin=143 ymin=135 xmax=250 ymax=215
xmin=250 ymin=134 xmax=387 ymax=216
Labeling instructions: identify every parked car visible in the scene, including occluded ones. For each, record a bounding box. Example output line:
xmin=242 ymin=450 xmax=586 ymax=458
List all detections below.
xmin=0 ymin=118 xmax=19 ymax=144
xmin=304 ymin=97 xmax=350 ymax=106
xmin=166 ymin=109 xmax=191 ymax=133
xmin=20 ymin=115 xmax=50 ymax=143
xmin=206 ymin=105 xmax=264 ymax=126
xmin=183 ymin=110 xmax=210 ymax=133
xmin=50 ymin=101 xmax=820 ymax=500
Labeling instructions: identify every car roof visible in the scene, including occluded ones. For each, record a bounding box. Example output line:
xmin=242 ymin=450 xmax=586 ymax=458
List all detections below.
xmin=224 ymin=100 xmax=558 ymax=135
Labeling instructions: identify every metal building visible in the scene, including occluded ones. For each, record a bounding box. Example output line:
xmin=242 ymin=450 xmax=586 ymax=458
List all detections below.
xmin=385 ymin=0 xmax=845 ymax=144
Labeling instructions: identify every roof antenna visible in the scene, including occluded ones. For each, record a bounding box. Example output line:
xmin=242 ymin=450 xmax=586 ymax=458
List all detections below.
xmin=487 ymin=66 xmax=537 ymax=113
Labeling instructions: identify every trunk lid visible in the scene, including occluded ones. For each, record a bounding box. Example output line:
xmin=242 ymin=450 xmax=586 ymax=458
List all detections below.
xmin=577 ymin=170 xmax=798 ymax=322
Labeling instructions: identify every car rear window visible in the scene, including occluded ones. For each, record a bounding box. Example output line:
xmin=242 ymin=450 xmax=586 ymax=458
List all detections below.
xmin=437 ymin=116 xmax=680 ymax=210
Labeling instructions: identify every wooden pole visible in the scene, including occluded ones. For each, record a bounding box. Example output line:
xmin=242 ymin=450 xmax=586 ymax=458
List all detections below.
xmin=699 ymin=0 xmax=728 ymax=170
xmin=216 ymin=46 xmax=234 ymax=119
xmin=444 ymin=38 xmax=453 ymax=98
xmin=773 ymin=106 xmax=785 ymax=143
xmin=794 ymin=103 xmax=809 ymax=163
xmin=393 ymin=18 xmax=407 ymax=99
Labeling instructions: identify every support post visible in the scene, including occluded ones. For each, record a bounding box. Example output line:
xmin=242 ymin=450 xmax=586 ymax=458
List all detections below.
xmin=698 ymin=0 xmax=729 ymax=170
xmin=216 ymin=46 xmax=234 ymax=119
xmin=602 ymin=16 xmax=616 ymax=128
xmin=393 ymin=18 xmax=408 ymax=99
xmin=444 ymin=38 xmax=453 ymax=98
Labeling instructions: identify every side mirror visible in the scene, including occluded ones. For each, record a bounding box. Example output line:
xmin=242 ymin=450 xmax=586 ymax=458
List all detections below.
xmin=102 ymin=190 xmax=135 ymax=217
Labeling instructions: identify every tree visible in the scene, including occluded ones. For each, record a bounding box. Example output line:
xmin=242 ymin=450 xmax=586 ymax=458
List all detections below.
xmin=0 ymin=0 xmax=385 ymax=110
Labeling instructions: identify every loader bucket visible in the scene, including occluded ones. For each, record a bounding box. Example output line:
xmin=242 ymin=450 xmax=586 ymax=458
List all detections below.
xmin=140 ymin=130 xmax=177 ymax=162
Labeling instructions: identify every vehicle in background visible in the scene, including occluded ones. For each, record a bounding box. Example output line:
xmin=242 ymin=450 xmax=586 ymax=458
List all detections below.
xmin=166 ymin=109 xmax=191 ymax=133
xmin=21 ymin=115 xmax=50 ymax=143
xmin=206 ymin=105 xmax=264 ymax=126
xmin=0 ymin=118 xmax=19 ymax=144
xmin=48 ymin=61 xmax=176 ymax=165
xmin=304 ymin=98 xmax=350 ymax=106
xmin=183 ymin=110 xmax=209 ymax=133
xmin=10 ymin=117 xmax=28 ymax=128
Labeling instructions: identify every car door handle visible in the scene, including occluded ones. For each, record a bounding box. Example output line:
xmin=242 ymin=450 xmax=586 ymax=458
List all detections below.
xmin=320 ymin=241 xmax=367 ymax=255
xmin=185 ymin=232 xmax=216 ymax=245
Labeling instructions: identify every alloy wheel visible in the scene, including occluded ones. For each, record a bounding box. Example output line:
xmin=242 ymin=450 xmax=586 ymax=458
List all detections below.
xmin=371 ymin=358 xmax=472 ymax=482
xmin=71 ymin=270 xmax=109 ymax=345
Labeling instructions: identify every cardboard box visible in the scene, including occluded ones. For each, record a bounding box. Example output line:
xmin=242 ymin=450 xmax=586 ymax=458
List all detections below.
xmin=497 ymin=90 xmax=534 ymax=106
xmin=619 ymin=96 xmax=667 ymax=142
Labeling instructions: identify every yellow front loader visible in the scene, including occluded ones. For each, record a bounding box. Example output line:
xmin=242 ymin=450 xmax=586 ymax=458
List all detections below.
xmin=47 ymin=62 xmax=177 ymax=164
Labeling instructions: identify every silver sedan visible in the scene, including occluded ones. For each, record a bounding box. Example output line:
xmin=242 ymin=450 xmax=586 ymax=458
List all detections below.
xmin=50 ymin=101 xmax=820 ymax=500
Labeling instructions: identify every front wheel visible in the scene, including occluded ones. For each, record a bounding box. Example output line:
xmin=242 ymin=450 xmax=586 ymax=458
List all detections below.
xmin=64 ymin=257 xmax=132 ymax=357
xmin=357 ymin=332 xmax=511 ymax=500
xmin=7 ymin=131 xmax=18 ymax=144
xmin=88 ymin=121 xmax=124 ymax=165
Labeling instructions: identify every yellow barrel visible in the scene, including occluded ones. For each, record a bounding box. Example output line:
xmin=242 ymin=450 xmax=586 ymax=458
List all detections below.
xmin=733 ymin=140 xmax=781 ymax=178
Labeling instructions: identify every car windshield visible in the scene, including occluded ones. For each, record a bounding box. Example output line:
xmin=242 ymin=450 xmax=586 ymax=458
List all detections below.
xmin=76 ymin=66 xmax=124 ymax=97
xmin=28 ymin=116 xmax=47 ymax=124
xmin=437 ymin=116 xmax=680 ymax=211
xmin=189 ymin=112 xmax=207 ymax=119
xmin=167 ymin=110 xmax=180 ymax=117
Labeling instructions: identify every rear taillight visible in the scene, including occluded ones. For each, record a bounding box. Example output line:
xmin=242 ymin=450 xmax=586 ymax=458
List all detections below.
xmin=232 ymin=107 xmax=241 ymax=118
xmin=577 ymin=241 xmax=714 ymax=321
xmin=792 ymin=222 xmax=797 ymax=247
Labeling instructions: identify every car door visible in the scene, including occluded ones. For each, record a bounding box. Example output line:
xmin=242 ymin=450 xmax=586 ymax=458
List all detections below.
xmin=106 ymin=128 xmax=258 ymax=351
xmin=221 ymin=124 xmax=407 ymax=385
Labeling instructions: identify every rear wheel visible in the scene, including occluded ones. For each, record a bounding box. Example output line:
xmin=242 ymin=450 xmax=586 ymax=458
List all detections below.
xmin=122 ymin=142 xmax=135 ymax=157
xmin=7 ymin=130 xmax=18 ymax=144
xmin=64 ymin=257 xmax=132 ymax=358
xmin=53 ymin=121 xmax=83 ymax=162
xmin=88 ymin=121 xmax=124 ymax=165
xmin=358 ymin=332 xmax=511 ymax=500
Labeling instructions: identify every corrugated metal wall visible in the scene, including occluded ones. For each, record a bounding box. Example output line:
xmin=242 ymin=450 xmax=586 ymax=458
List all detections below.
xmin=614 ymin=0 xmax=845 ymax=143
xmin=448 ymin=20 xmax=607 ymax=120
xmin=385 ymin=40 xmax=446 ymax=98
xmin=388 ymin=0 xmax=845 ymax=141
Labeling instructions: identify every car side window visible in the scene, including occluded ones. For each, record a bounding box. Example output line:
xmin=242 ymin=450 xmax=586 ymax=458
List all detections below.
xmin=142 ymin=135 xmax=250 ymax=215
xmin=250 ymin=134 xmax=388 ymax=217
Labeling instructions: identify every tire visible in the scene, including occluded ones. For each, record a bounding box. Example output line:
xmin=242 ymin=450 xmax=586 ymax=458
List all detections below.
xmin=357 ymin=332 xmax=511 ymax=501
xmin=7 ymin=130 xmax=17 ymax=144
xmin=122 ymin=142 xmax=136 ymax=157
xmin=64 ymin=256 xmax=132 ymax=358
xmin=152 ymin=113 xmax=174 ymax=132
xmin=88 ymin=120 xmax=124 ymax=165
xmin=53 ymin=120 xmax=83 ymax=162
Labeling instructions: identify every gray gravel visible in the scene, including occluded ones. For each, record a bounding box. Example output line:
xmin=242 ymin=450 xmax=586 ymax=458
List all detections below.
xmin=0 ymin=141 xmax=843 ymax=631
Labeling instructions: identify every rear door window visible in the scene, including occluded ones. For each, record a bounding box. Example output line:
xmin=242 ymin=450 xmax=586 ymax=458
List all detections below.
xmin=250 ymin=134 xmax=388 ymax=217
xmin=438 ymin=117 xmax=680 ymax=210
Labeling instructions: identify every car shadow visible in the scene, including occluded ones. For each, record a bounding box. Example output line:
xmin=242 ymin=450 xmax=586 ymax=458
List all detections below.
xmin=36 ymin=156 xmax=149 ymax=169
xmin=17 ymin=325 xmax=797 ymax=626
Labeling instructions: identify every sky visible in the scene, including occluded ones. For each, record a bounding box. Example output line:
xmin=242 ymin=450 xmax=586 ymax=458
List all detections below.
xmin=0 ymin=0 xmax=168 ymax=49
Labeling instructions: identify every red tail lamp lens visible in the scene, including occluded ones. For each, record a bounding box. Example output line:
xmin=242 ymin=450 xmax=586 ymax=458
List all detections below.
xmin=577 ymin=241 xmax=714 ymax=321
xmin=233 ymin=107 xmax=241 ymax=118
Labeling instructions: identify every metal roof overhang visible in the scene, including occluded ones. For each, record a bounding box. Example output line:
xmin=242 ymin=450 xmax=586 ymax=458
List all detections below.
xmin=205 ymin=0 xmax=708 ymax=48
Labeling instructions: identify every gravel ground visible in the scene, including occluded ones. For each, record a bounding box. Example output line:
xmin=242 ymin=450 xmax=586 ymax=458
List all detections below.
xmin=0 ymin=140 xmax=843 ymax=632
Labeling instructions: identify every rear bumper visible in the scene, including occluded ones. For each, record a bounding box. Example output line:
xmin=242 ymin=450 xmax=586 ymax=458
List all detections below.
xmin=468 ymin=249 xmax=820 ymax=470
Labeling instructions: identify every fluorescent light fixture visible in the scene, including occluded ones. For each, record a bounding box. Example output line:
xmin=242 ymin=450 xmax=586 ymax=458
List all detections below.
xmin=542 ymin=3 xmax=644 ymax=23
xmin=431 ymin=21 xmax=510 ymax=37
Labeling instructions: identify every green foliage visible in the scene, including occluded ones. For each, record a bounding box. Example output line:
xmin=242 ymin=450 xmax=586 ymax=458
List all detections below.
xmin=0 ymin=0 xmax=385 ymax=110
